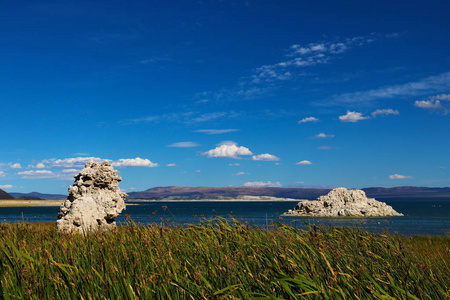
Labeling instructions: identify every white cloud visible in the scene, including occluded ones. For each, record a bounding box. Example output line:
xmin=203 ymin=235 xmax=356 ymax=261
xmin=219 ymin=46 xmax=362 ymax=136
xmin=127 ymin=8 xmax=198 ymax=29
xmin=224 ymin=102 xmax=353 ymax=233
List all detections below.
xmin=0 ymin=185 xmax=13 ymax=189
xmin=314 ymin=133 xmax=335 ymax=138
xmin=371 ymin=109 xmax=400 ymax=117
xmin=229 ymin=163 xmax=240 ymax=166
xmin=233 ymin=172 xmax=248 ymax=176
xmin=168 ymin=142 xmax=200 ymax=148
xmin=431 ymin=93 xmax=450 ymax=101
xmin=296 ymin=160 xmax=312 ymax=165
xmin=44 ymin=157 xmax=103 ymax=168
xmin=414 ymin=100 xmax=443 ymax=109
xmin=166 ymin=163 xmax=177 ymax=167
xmin=243 ymin=181 xmax=282 ymax=187
xmin=252 ymin=35 xmax=376 ymax=83
xmin=298 ymin=117 xmax=319 ymax=124
xmin=62 ymin=169 xmax=79 ymax=173
xmin=10 ymin=163 xmax=22 ymax=169
xmin=252 ymin=153 xmax=280 ymax=161
xmin=331 ymin=72 xmax=450 ymax=105
xmin=216 ymin=141 xmax=237 ymax=147
xmin=191 ymin=112 xmax=228 ymax=123
xmin=0 ymin=171 xmax=5 ymax=177
xmin=111 ymin=158 xmax=158 ymax=168
xmin=28 ymin=163 xmax=46 ymax=169
xmin=339 ymin=111 xmax=370 ymax=122
xmin=202 ymin=144 xmax=253 ymax=159
xmin=196 ymin=170 xmax=201 ymax=173
xmin=389 ymin=174 xmax=413 ymax=180
xmin=18 ymin=170 xmax=55 ymax=179
xmin=318 ymin=146 xmax=332 ymax=150
xmin=194 ymin=129 xmax=239 ymax=134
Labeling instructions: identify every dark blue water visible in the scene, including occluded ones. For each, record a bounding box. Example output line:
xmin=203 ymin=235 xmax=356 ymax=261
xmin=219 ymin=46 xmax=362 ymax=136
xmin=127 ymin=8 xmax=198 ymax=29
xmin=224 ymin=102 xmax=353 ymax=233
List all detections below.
xmin=1 ymin=200 xmax=449 ymax=236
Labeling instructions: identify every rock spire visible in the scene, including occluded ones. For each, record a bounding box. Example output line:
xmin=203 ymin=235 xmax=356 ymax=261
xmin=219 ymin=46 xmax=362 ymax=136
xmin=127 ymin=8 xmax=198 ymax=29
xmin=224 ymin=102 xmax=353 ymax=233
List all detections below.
xmin=57 ymin=161 xmax=127 ymax=233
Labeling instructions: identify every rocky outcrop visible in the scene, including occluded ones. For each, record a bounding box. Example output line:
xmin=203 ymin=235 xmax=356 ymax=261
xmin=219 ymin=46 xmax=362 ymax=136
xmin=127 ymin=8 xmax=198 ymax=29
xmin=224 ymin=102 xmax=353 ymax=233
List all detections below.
xmin=283 ymin=187 xmax=403 ymax=217
xmin=57 ymin=161 xmax=127 ymax=233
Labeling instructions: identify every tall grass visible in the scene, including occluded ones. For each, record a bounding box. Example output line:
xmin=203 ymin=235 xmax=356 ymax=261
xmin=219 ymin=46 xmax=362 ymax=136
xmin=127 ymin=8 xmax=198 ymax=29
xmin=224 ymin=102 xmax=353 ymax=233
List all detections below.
xmin=0 ymin=219 xmax=449 ymax=299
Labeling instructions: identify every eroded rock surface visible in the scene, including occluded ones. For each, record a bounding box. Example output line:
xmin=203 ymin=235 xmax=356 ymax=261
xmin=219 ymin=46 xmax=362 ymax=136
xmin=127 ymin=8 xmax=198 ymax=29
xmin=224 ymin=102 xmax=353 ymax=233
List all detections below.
xmin=57 ymin=161 xmax=127 ymax=233
xmin=283 ymin=187 xmax=403 ymax=217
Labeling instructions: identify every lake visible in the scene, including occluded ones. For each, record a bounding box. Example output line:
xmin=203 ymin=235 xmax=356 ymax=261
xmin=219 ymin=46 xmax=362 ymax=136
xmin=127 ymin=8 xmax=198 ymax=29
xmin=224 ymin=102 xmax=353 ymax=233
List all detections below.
xmin=1 ymin=200 xmax=449 ymax=236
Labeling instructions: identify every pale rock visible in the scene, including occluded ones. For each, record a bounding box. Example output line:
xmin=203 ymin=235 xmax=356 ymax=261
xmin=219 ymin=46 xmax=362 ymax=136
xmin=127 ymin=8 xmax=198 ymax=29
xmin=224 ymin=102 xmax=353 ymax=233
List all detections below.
xmin=283 ymin=187 xmax=403 ymax=217
xmin=57 ymin=161 xmax=127 ymax=233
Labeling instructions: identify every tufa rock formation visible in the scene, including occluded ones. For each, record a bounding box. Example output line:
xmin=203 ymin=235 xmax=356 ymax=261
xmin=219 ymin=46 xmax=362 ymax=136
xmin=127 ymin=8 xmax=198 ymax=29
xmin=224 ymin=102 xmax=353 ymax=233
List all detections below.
xmin=57 ymin=161 xmax=127 ymax=233
xmin=283 ymin=187 xmax=403 ymax=217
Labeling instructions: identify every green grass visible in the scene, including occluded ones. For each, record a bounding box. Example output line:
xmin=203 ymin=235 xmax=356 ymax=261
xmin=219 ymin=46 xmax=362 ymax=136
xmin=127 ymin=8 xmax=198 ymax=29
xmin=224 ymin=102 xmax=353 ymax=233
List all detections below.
xmin=0 ymin=219 xmax=449 ymax=299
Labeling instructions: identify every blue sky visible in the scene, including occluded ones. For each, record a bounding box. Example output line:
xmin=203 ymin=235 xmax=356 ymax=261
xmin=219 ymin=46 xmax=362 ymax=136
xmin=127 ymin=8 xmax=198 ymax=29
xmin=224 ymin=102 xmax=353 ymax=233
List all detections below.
xmin=1 ymin=0 xmax=449 ymax=194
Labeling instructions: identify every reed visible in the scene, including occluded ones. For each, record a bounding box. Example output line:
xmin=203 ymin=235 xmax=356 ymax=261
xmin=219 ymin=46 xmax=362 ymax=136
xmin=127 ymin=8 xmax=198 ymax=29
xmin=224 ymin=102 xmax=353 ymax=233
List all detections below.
xmin=0 ymin=219 xmax=449 ymax=299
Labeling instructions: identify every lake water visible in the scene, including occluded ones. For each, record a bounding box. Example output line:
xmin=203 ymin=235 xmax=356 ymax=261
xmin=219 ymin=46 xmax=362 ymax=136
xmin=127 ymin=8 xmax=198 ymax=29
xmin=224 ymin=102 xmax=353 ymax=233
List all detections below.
xmin=1 ymin=200 xmax=449 ymax=236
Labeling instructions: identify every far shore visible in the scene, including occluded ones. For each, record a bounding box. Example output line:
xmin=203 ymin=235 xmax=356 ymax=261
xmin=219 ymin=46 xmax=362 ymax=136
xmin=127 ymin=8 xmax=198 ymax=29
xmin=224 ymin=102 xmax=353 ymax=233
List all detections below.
xmin=127 ymin=198 xmax=301 ymax=202
xmin=0 ymin=200 xmax=64 ymax=207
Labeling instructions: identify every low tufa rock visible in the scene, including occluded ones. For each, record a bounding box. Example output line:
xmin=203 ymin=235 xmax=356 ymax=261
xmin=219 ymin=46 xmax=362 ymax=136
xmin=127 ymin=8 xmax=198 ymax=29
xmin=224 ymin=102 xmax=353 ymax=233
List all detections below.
xmin=57 ymin=161 xmax=127 ymax=233
xmin=283 ymin=187 xmax=403 ymax=217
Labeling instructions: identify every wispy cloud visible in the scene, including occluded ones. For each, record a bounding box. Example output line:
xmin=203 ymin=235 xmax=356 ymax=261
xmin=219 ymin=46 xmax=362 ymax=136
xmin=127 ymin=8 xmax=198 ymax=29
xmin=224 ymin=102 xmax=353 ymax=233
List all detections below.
xmin=168 ymin=142 xmax=200 ymax=148
xmin=166 ymin=163 xmax=177 ymax=167
xmin=339 ymin=111 xmax=370 ymax=122
xmin=389 ymin=174 xmax=412 ymax=179
xmin=17 ymin=170 xmax=56 ymax=179
xmin=9 ymin=163 xmax=22 ymax=169
xmin=243 ymin=181 xmax=282 ymax=187
xmin=0 ymin=184 xmax=13 ymax=189
xmin=296 ymin=160 xmax=312 ymax=165
xmin=414 ymin=93 xmax=450 ymax=113
xmin=252 ymin=154 xmax=280 ymax=161
xmin=298 ymin=117 xmax=319 ymax=124
xmin=252 ymin=35 xmax=377 ymax=84
xmin=329 ymin=72 xmax=450 ymax=105
xmin=42 ymin=157 xmax=159 ymax=168
xmin=233 ymin=172 xmax=248 ymax=176
xmin=314 ymin=133 xmax=335 ymax=138
xmin=194 ymin=129 xmax=239 ymax=134
xmin=0 ymin=171 xmax=5 ymax=177
xmin=371 ymin=109 xmax=399 ymax=117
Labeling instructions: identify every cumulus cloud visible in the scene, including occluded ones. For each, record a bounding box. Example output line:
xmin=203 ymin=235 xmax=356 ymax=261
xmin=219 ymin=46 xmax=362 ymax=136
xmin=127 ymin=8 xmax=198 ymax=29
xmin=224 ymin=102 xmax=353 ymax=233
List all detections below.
xmin=194 ymin=129 xmax=239 ymax=134
xmin=166 ymin=163 xmax=177 ymax=167
xmin=296 ymin=160 xmax=312 ymax=165
xmin=168 ymin=142 xmax=200 ymax=148
xmin=0 ymin=185 xmax=13 ymax=189
xmin=389 ymin=174 xmax=413 ymax=179
xmin=252 ymin=153 xmax=280 ymax=161
xmin=414 ymin=100 xmax=443 ymax=109
xmin=371 ymin=109 xmax=400 ymax=117
xmin=314 ymin=133 xmax=335 ymax=138
xmin=9 ymin=163 xmax=22 ymax=169
xmin=339 ymin=111 xmax=370 ymax=122
xmin=298 ymin=117 xmax=319 ymax=124
xmin=18 ymin=170 xmax=56 ymax=179
xmin=243 ymin=181 xmax=282 ymax=187
xmin=202 ymin=144 xmax=253 ymax=159
xmin=111 ymin=158 xmax=158 ymax=168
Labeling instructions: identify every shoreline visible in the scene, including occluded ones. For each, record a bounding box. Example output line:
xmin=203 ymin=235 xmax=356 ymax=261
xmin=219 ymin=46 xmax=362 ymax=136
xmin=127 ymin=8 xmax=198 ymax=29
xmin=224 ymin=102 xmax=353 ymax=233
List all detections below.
xmin=0 ymin=200 xmax=64 ymax=207
xmin=127 ymin=199 xmax=301 ymax=203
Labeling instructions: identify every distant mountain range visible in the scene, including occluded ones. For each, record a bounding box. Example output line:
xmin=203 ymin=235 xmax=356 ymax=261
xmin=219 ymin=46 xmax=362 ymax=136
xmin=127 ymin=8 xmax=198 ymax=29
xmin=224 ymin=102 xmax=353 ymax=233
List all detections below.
xmin=2 ymin=186 xmax=449 ymax=201
xmin=127 ymin=186 xmax=450 ymax=201
xmin=8 ymin=192 xmax=67 ymax=200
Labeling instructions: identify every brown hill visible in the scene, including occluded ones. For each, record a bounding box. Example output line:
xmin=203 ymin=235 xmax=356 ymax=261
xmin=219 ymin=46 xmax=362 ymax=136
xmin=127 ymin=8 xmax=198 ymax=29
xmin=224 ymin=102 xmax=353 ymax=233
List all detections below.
xmin=127 ymin=186 xmax=450 ymax=200
xmin=0 ymin=189 xmax=15 ymax=200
